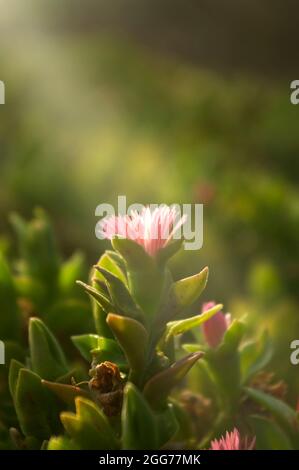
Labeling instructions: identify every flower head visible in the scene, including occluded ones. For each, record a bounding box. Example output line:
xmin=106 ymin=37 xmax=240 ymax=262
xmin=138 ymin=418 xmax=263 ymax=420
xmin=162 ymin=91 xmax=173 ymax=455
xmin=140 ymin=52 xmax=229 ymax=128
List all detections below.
xmin=210 ymin=428 xmax=255 ymax=450
xmin=99 ymin=205 xmax=186 ymax=257
xmin=202 ymin=301 xmax=230 ymax=349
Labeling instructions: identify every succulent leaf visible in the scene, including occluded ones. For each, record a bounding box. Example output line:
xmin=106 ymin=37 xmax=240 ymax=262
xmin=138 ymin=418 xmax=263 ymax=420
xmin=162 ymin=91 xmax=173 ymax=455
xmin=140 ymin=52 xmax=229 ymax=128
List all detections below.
xmin=121 ymin=382 xmax=158 ymax=449
xmin=60 ymin=397 xmax=119 ymax=450
xmin=143 ymin=352 xmax=204 ymax=408
xmin=29 ymin=317 xmax=68 ymax=380
xmin=107 ymin=313 xmax=148 ymax=379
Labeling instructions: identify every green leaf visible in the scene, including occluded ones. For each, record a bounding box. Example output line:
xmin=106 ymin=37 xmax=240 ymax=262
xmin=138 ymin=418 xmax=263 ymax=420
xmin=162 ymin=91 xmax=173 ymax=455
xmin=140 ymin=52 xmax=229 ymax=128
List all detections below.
xmin=172 ymin=267 xmax=209 ymax=309
xmin=61 ymin=397 xmax=119 ymax=450
xmin=107 ymin=314 xmax=148 ymax=379
xmin=71 ymin=334 xmax=126 ymax=369
xmin=155 ymin=404 xmax=179 ymax=447
xmin=76 ymin=280 xmax=112 ymax=312
xmin=219 ymin=318 xmax=245 ymax=353
xmin=245 ymin=387 xmax=299 ymax=443
xmin=29 ymin=317 xmax=68 ymax=380
xmin=95 ymin=267 xmax=143 ymax=321
xmin=170 ymin=400 xmax=193 ymax=441
xmin=112 ymin=237 xmax=166 ymax=318
xmin=165 ymin=303 xmax=223 ymax=342
xmin=248 ymin=415 xmax=293 ymax=450
xmin=89 ymin=257 xmax=113 ymax=333
xmin=59 ymin=252 xmax=87 ymax=297
xmin=42 ymin=380 xmax=89 ymax=405
xmin=9 ymin=359 xmax=24 ymax=400
xmin=14 ymin=368 xmax=52 ymax=439
xmin=240 ymin=331 xmax=273 ymax=384
xmin=97 ymin=251 xmax=127 ymax=286
xmin=122 ymin=382 xmax=157 ymax=449
xmin=71 ymin=334 xmax=102 ymax=360
xmin=202 ymin=320 xmax=245 ymax=413
xmin=143 ymin=352 xmax=204 ymax=408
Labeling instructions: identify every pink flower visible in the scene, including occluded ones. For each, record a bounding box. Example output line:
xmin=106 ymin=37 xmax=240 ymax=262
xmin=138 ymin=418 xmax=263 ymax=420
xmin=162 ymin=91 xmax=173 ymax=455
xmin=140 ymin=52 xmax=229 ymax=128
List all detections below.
xmin=210 ymin=428 xmax=255 ymax=450
xmin=98 ymin=206 xmax=186 ymax=257
xmin=202 ymin=301 xmax=230 ymax=349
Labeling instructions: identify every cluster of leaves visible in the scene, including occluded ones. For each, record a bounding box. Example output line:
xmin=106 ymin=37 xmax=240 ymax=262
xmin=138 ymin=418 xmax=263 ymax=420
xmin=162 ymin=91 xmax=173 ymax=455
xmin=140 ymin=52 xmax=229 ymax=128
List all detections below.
xmin=0 ymin=211 xmax=299 ymax=450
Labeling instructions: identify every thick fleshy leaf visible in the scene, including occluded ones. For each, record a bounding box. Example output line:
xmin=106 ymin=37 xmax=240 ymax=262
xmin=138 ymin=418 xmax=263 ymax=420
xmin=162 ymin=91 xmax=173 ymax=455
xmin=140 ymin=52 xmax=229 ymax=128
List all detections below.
xmin=170 ymin=400 xmax=193 ymax=442
xmin=71 ymin=333 xmax=126 ymax=369
xmin=165 ymin=303 xmax=223 ymax=342
xmin=97 ymin=251 xmax=127 ymax=286
xmin=240 ymin=331 xmax=273 ymax=384
xmin=71 ymin=334 xmax=102 ymax=360
xmin=155 ymin=404 xmax=179 ymax=447
xmin=105 ymin=250 xmax=127 ymax=273
xmin=248 ymin=415 xmax=293 ymax=450
xmin=91 ymin=296 xmax=112 ymax=338
xmin=245 ymin=387 xmax=299 ymax=443
xmin=14 ymin=368 xmax=52 ymax=439
xmin=9 ymin=359 xmax=24 ymax=400
xmin=172 ymin=267 xmax=209 ymax=309
xmin=107 ymin=313 xmax=148 ymax=378
xmin=76 ymin=281 xmax=112 ymax=312
xmin=59 ymin=252 xmax=87 ymax=298
xmin=202 ymin=320 xmax=245 ymax=412
xmin=219 ymin=318 xmax=245 ymax=353
xmin=95 ymin=267 xmax=143 ymax=320
xmin=111 ymin=237 xmax=166 ymax=317
xmin=60 ymin=397 xmax=119 ymax=450
xmin=89 ymin=256 xmax=113 ymax=334
xmin=122 ymin=382 xmax=157 ymax=449
xmin=143 ymin=352 xmax=204 ymax=407
xmin=29 ymin=317 xmax=68 ymax=380
xmin=155 ymin=269 xmax=209 ymax=328
xmin=42 ymin=380 xmax=89 ymax=405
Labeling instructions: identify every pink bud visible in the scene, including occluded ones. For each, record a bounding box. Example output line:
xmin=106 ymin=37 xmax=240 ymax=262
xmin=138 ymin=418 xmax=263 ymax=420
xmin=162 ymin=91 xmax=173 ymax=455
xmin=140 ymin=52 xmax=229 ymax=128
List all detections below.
xmin=202 ymin=301 xmax=228 ymax=349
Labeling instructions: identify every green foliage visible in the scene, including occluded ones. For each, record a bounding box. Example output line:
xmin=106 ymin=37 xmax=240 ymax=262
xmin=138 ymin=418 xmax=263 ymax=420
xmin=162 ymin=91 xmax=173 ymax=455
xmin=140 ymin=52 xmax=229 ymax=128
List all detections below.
xmin=13 ymin=368 xmax=52 ymax=440
xmin=0 ymin=211 xmax=298 ymax=450
xmin=60 ymin=397 xmax=119 ymax=450
xmin=29 ymin=318 xmax=68 ymax=381
xmin=122 ymin=383 xmax=158 ymax=449
xmin=107 ymin=314 xmax=148 ymax=382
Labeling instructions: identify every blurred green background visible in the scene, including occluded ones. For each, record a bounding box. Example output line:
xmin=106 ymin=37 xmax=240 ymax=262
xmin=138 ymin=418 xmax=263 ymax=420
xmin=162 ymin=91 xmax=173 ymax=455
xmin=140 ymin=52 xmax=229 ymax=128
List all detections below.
xmin=0 ymin=1 xmax=298 ymax=397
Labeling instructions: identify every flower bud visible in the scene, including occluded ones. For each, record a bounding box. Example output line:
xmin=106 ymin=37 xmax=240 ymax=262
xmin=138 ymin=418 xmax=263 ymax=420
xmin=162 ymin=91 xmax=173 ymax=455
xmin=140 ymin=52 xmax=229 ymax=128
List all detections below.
xmin=202 ymin=301 xmax=229 ymax=349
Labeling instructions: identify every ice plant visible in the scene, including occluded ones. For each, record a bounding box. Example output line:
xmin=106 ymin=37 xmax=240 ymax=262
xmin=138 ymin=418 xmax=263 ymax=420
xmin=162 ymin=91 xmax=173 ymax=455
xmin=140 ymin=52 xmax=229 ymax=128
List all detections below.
xmin=98 ymin=205 xmax=186 ymax=257
xmin=210 ymin=428 xmax=255 ymax=450
xmin=3 ymin=210 xmax=296 ymax=451
xmin=202 ymin=301 xmax=230 ymax=348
